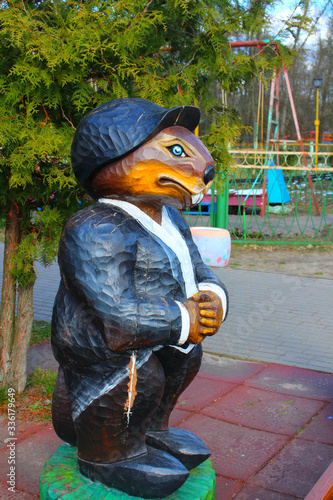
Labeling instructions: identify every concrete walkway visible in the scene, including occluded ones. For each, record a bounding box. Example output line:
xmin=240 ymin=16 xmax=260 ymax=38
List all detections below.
xmin=210 ymin=266 xmax=333 ymax=373
xmin=0 ymin=242 xmax=332 ymax=373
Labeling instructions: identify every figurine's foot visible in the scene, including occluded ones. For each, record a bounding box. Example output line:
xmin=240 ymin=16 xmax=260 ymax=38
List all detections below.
xmin=78 ymin=446 xmax=189 ymax=499
xmin=146 ymin=427 xmax=210 ymax=470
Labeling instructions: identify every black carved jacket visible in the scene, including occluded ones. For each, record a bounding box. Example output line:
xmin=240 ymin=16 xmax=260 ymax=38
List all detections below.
xmin=51 ymin=201 xmax=228 ymax=419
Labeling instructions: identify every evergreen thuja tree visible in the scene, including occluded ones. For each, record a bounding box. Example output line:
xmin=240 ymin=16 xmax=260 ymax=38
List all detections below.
xmin=0 ymin=0 xmax=287 ymax=391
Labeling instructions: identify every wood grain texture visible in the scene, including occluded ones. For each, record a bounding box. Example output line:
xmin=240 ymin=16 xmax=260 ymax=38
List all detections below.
xmin=305 ymin=461 xmax=333 ymax=500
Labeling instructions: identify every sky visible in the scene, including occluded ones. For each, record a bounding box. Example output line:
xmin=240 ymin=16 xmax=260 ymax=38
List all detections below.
xmin=267 ymin=0 xmax=332 ymax=46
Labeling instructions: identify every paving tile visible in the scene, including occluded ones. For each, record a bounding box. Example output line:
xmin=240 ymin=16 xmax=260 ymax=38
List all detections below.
xmin=0 ymin=426 xmax=62 ymax=496
xmin=250 ymin=438 xmax=333 ymax=498
xmin=303 ymin=347 xmax=333 ymax=355
xmin=215 ymin=475 xmax=243 ymax=499
xmin=306 ymin=362 xmax=333 ymax=373
xmin=293 ymin=364 xmax=332 ymax=373
xmin=0 ymin=482 xmax=37 ymax=499
xmin=251 ymin=347 xmax=287 ymax=356
xmin=200 ymin=355 xmax=266 ymax=383
xmin=175 ymin=376 xmax=235 ymax=411
xmin=0 ymin=417 xmax=6 ymax=450
xmin=0 ymin=420 xmax=48 ymax=452
xmin=245 ymin=364 xmax=333 ymax=401
xmin=311 ymin=355 xmax=333 ymax=364
xmin=179 ymin=414 xmax=288 ymax=480
xmin=233 ymin=484 xmax=300 ymax=499
xmin=244 ymin=337 xmax=280 ymax=347
xmin=279 ymin=354 xmax=315 ymax=363
xmin=298 ymin=402 xmax=333 ymax=444
xmin=169 ymin=408 xmax=192 ymax=426
xmin=202 ymin=386 xmax=324 ymax=435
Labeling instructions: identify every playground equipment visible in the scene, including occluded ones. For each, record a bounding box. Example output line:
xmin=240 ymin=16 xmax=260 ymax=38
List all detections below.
xmin=230 ymin=40 xmax=320 ymax=217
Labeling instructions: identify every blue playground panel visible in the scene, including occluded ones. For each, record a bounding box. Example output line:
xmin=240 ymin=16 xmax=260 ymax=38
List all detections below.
xmin=188 ymin=202 xmax=215 ymax=215
xmin=266 ymin=163 xmax=290 ymax=204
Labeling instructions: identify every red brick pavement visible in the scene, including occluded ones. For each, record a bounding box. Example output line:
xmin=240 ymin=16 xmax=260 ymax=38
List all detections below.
xmin=0 ymin=358 xmax=332 ymax=499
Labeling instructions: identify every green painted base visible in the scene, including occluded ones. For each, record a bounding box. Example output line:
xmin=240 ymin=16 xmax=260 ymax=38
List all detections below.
xmin=40 ymin=445 xmax=215 ymax=500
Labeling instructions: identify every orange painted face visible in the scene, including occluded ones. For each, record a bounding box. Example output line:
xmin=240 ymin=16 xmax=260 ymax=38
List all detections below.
xmin=91 ymin=126 xmax=215 ymax=210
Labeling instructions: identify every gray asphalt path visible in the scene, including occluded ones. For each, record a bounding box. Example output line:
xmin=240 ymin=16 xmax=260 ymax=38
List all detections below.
xmin=0 ymin=242 xmax=332 ymax=373
xmin=208 ymin=266 xmax=333 ymax=373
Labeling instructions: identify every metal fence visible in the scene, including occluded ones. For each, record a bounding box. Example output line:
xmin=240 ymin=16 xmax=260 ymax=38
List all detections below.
xmin=183 ymin=150 xmax=333 ymax=245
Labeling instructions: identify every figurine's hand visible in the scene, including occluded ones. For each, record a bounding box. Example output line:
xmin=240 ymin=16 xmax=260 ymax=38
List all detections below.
xmin=183 ymin=291 xmax=223 ymax=344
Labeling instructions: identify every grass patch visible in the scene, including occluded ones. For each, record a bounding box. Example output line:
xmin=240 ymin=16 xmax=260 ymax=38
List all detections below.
xmin=26 ymin=368 xmax=57 ymax=397
xmin=0 ymin=386 xmax=8 ymax=405
xmin=0 ymin=220 xmax=4 ymax=242
xmin=30 ymin=320 xmax=51 ymax=345
xmin=0 ymin=368 xmax=57 ymax=422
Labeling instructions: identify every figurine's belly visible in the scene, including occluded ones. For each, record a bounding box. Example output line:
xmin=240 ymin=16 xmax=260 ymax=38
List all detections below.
xmin=133 ymin=239 xmax=188 ymax=302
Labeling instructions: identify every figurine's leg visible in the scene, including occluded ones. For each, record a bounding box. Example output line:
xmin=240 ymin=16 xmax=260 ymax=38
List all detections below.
xmin=149 ymin=344 xmax=203 ymax=430
xmin=75 ymin=352 xmax=164 ymax=463
xmin=52 ymin=366 xmax=77 ymax=446
xmin=76 ymin=353 xmax=189 ymax=498
xmin=147 ymin=344 xmax=210 ymax=470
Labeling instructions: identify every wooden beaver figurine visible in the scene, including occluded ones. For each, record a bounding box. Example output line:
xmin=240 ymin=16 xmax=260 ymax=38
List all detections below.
xmin=51 ymin=98 xmax=228 ymax=498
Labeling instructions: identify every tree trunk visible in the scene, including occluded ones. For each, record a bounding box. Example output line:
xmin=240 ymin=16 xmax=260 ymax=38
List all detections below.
xmin=0 ymin=203 xmax=20 ymax=387
xmin=10 ymin=274 xmax=36 ymax=392
xmin=0 ymin=202 xmax=36 ymax=392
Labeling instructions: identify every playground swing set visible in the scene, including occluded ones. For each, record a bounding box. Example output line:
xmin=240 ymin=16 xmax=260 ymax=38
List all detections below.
xmin=190 ymin=40 xmax=321 ymax=227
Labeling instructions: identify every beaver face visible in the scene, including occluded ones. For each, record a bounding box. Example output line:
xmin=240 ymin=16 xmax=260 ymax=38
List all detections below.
xmin=91 ymin=126 xmax=215 ymax=210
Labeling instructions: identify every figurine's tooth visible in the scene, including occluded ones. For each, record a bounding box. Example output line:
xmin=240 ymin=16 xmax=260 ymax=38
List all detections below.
xmin=192 ymin=193 xmax=203 ymax=205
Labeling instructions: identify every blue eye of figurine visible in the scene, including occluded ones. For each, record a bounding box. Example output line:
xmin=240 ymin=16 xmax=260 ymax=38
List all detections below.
xmin=167 ymin=144 xmax=188 ymax=158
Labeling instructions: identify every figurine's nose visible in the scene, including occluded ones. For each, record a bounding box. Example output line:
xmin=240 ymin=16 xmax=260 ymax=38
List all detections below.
xmin=203 ymin=165 xmax=215 ymax=185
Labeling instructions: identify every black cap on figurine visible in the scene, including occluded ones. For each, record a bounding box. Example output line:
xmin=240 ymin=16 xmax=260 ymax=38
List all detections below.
xmin=71 ymin=98 xmax=200 ymax=193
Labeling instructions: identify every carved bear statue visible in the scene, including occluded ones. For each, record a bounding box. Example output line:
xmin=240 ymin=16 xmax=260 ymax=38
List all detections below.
xmin=51 ymin=98 xmax=229 ymax=499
